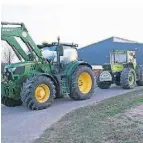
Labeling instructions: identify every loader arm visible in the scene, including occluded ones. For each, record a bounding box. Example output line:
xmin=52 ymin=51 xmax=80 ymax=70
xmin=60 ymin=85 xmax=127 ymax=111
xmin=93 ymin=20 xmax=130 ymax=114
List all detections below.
xmin=1 ymin=22 xmax=43 ymax=61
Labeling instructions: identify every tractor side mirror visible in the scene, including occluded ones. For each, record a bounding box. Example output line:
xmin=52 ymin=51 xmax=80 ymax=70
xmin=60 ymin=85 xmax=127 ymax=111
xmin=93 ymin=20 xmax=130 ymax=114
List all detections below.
xmin=57 ymin=45 xmax=64 ymax=56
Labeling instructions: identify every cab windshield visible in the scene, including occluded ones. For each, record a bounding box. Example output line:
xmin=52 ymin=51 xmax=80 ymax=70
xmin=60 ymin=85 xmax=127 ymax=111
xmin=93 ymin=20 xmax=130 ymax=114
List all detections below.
xmin=41 ymin=45 xmax=78 ymax=63
xmin=111 ymin=53 xmax=127 ymax=63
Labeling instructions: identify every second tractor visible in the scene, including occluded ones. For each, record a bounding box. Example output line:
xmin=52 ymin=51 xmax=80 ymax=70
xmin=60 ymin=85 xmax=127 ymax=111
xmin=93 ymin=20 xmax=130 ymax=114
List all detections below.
xmin=97 ymin=50 xmax=143 ymax=89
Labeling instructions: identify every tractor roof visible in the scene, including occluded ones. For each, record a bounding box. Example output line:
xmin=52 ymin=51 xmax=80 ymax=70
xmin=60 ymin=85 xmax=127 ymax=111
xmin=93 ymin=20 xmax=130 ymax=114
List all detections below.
xmin=110 ymin=50 xmax=136 ymax=54
xmin=37 ymin=42 xmax=78 ymax=49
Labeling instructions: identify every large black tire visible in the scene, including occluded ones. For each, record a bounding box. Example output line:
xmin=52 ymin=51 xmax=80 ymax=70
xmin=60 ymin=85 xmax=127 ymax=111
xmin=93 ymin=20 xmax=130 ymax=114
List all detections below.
xmin=69 ymin=66 xmax=95 ymax=100
xmin=96 ymin=75 xmax=111 ymax=89
xmin=55 ymin=92 xmax=63 ymax=99
xmin=136 ymin=65 xmax=143 ymax=86
xmin=54 ymin=86 xmax=63 ymax=99
xmin=20 ymin=76 xmax=56 ymax=110
xmin=1 ymin=97 xmax=22 ymax=107
xmin=120 ymin=68 xmax=136 ymax=89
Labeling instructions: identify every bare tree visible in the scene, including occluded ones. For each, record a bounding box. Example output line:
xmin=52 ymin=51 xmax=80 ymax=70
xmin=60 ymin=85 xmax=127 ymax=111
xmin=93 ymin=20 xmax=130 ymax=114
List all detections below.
xmin=1 ymin=42 xmax=15 ymax=64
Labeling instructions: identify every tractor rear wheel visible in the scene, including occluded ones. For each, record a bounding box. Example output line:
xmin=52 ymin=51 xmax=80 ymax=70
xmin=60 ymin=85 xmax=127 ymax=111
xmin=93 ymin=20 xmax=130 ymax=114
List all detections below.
xmin=120 ymin=68 xmax=136 ymax=89
xmin=136 ymin=65 xmax=143 ymax=86
xmin=69 ymin=66 xmax=95 ymax=100
xmin=20 ymin=76 xmax=56 ymax=110
xmin=1 ymin=97 xmax=22 ymax=107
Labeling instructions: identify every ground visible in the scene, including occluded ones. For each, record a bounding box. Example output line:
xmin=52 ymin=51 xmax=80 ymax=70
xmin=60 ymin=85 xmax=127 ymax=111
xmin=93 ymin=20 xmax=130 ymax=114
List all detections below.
xmin=35 ymin=89 xmax=143 ymax=143
xmin=1 ymin=86 xmax=143 ymax=143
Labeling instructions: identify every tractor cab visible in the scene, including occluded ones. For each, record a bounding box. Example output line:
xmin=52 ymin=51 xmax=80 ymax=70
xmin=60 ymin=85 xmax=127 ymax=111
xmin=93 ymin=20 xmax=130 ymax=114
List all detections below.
xmin=110 ymin=50 xmax=136 ymax=65
xmin=37 ymin=41 xmax=79 ymax=74
xmin=108 ymin=50 xmax=137 ymax=73
xmin=38 ymin=41 xmax=78 ymax=64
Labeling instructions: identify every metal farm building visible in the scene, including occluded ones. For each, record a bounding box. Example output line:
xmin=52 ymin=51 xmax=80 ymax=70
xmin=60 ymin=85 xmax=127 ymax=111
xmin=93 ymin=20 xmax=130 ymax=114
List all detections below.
xmin=78 ymin=37 xmax=143 ymax=65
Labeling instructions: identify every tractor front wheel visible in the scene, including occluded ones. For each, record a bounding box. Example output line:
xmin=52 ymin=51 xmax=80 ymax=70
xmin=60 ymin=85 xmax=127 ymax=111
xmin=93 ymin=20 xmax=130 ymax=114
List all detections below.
xmin=1 ymin=97 xmax=22 ymax=107
xmin=69 ymin=66 xmax=95 ymax=100
xmin=96 ymin=75 xmax=111 ymax=89
xmin=97 ymin=81 xmax=111 ymax=89
xmin=96 ymin=71 xmax=112 ymax=89
xmin=120 ymin=68 xmax=136 ymax=89
xmin=20 ymin=76 xmax=56 ymax=110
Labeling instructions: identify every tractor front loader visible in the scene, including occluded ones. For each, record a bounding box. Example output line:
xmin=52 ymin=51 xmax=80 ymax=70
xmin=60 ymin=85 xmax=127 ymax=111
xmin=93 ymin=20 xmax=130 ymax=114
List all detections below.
xmin=96 ymin=50 xmax=143 ymax=89
xmin=1 ymin=22 xmax=95 ymax=110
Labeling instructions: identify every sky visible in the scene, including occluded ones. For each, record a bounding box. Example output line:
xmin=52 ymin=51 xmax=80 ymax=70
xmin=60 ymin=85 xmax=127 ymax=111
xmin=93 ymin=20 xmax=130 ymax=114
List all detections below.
xmin=1 ymin=1 xmax=143 ymax=48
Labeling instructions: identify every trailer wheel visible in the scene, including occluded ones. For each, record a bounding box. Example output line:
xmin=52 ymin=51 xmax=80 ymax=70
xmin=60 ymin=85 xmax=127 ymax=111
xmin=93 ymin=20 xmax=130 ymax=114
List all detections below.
xmin=69 ymin=66 xmax=95 ymax=100
xmin=136 ymin=65 xmax=143 ymax=86
xmin=120 ymin=68 xmax=136 ymax=89
xmin=1 ymin=97 xmax=22 ymax=107
xmin=20 ymin=76 xmax=56 ymax=110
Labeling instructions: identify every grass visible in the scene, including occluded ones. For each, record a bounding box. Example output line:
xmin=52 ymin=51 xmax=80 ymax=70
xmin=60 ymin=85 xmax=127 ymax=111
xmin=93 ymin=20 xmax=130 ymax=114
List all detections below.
xmin=34 ymin=89 xmax=143 ymax=143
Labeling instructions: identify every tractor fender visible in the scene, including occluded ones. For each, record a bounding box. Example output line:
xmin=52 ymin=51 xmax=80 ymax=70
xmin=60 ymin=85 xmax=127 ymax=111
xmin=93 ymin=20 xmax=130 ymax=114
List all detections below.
xmin=66 ymin=61 xmax=92 ymax=76
xmin=38 ymin=73 xmax=60 ymax=90
xmin=123 ymin=63 xmax=134 ymax=69
xmin=78 ymin=62 xmax=92 ymax=69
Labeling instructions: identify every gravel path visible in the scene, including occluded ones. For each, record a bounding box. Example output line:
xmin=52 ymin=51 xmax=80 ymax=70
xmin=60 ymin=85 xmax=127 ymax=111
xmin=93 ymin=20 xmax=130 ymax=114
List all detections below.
xmin=1 ymin=86 xmax=143 ymax=143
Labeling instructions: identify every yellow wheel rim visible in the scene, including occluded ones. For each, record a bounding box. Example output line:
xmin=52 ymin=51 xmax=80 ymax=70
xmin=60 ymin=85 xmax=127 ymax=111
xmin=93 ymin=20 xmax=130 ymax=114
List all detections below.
xmin=78 ymin=72 xmax=92 ymax=94
xmin=35 ymin=84 xmax=50 ymax=103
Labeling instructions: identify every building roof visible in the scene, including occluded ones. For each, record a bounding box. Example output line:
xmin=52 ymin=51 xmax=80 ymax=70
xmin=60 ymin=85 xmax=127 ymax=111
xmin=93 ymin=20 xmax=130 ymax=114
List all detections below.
xmin=81 ymin=37 xmax=140 ymax=49
xmin=112 ymin=37 xmax=138 ymax=43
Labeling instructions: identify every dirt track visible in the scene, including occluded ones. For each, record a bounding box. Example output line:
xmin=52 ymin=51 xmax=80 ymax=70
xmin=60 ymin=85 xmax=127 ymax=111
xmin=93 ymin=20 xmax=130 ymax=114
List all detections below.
xmin=1 ymin=85 xmax=143 ymax=143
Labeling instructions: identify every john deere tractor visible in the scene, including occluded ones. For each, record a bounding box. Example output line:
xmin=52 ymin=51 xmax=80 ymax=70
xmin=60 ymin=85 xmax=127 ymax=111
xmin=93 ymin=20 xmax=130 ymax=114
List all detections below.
xmin=97 ymin=50 xmax=143 ymax=89
xmin=1 ymin=22 xmax=95 ymax=110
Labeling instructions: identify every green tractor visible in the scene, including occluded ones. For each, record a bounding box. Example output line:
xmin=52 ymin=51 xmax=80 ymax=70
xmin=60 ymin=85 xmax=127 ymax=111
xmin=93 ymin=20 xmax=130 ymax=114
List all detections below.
xmin=1 ymin=22 xmax=95 ymax=110
xmin=96 ymin=50 xmax=143 ymax=89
